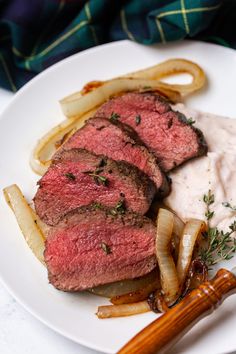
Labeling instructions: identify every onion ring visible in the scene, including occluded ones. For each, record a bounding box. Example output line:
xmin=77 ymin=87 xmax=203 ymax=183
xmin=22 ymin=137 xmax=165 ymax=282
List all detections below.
xmin=123 ymin=59 xmax=206 ymax=96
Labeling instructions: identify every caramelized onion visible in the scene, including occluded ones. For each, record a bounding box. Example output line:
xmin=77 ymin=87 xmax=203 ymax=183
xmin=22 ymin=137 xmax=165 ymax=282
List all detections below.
xmin=172 ymin=214 xmax=185 ymax=261
xmin=30 ymin=109 xmax=96 ymax=175
xmin=155 ymin=208 xmax=179 ymax=305
xmin=96 ymin=301 xmax=150 ymax=319
xmin=147 ymin=290 xmax=170 ymax=313
xmin=60 ymin=78 xmax=181 ymax=118
xmin=183 ymin=259 xmax=208 ymax=296
xmin=177 ymin=219 xmax=206 ymax=289
xmin=110 ymin=278 xmax=160 ymax=305
xmin=123 ymin=59 xmax=206 ymax=96
xmin=3 ymin=184 xmax=45 ymax=264
xmin=89 ymin=269 xmax=158 ymax=298
xmin=173 ymin=213 xmax=185 ymax=237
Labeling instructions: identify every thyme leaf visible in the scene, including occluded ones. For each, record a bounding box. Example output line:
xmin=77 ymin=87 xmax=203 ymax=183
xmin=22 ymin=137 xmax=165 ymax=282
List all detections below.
xmin=64 ymin=172 xmax=76 ymax=181
xmin=135 ymin=115 xmax=141 ymax=126
xmin=110 ymin=112 xmax=120 ymax=121
xmin=203 ymin=190 xmax=214 ymax=206
xmin=205 ymin=210 xmax=214 ymax=220
xmin=93 ymin=202 xmax=102 ymax=209
xmin=101 ymin=242 xmax=112 ymax=255
xmin=110 ymin=199 xmax=126 ymax=216
xmin=186 ymin=117 xmax=196 ymax=126
xmin=222 ymin=202 xmax=236 ymax=211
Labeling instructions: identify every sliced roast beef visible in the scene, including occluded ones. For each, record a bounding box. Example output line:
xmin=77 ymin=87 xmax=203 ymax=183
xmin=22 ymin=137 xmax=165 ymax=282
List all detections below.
xmin=34 ymin=148 xmax=155 ymax=226
xmin=55 ymin=117 xmax=169 ymax=197
xmin=44 ymin=205 xmax=156 ymax=291
xmin=95 ymin=92 xmax=207 ymax=171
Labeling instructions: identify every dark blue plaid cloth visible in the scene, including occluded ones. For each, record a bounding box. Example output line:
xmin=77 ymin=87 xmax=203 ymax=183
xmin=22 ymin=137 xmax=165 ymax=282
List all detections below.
xmin=0 ymin=0 xmax=233 ymax=91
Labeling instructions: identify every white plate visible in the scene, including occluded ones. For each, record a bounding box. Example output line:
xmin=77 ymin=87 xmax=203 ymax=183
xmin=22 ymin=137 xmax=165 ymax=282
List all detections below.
xmin=0 ymin=40 xmax=235 ymax=354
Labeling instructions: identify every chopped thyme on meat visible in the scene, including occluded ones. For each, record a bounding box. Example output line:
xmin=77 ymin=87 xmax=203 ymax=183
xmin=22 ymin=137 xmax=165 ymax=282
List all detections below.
xmin=110 ymin=112 xmax=120 ymax=121
xmin=186 ymin=117 xmax=196 ymax=126
xmin=64 ymin=172 xmax=76 ymax=181
xmin=109 ymin=199 xmax=126 ymax=216
xmin=101 ymin=242 xmax=112 ymax=255
xmin=83 ymin=169 xmax=108 ymax=186
xmin=135 ymin=115 xmax=141 ymax=126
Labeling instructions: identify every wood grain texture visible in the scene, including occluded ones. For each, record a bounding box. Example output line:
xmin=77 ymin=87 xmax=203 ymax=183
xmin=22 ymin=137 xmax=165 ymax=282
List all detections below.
xmin=118 ymin=269 xmax=236 ymax=354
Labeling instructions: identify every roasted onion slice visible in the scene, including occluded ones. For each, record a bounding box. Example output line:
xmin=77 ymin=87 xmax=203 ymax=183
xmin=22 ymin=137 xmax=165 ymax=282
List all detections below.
xmin=3 ymin=184 xmax=45 ymax=264
xmin=177 ymin=219 xmax=206 ymax=289
xmin=30 ymin=109 xmax=96 ymax=175
xmin=123 ymin=59 xmax=206 ymax=96
xmin=155 ymin=208 xmax=179 ymax=305
xmin=60 ymin=78 xmax=181 ymax=118
xmin=110 ymin=278 xmax=160 ymax=305
xmin=89 ymin=269 xmax=158 ymax=298
xmin=96 ymin=301 xmax=150 ymax=319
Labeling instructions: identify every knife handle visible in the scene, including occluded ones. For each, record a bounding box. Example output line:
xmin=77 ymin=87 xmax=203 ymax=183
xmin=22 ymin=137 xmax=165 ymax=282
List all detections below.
xmin=118 ymin=269 xmax=236 ymax=354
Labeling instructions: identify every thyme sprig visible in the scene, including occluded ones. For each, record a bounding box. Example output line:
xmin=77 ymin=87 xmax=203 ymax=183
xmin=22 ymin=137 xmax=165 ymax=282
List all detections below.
xmin=199 ymin=191 xmax=236 ymax=267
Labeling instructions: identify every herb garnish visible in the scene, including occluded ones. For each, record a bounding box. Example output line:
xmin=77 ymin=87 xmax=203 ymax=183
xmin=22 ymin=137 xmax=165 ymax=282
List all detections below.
xmin=199 ymin=190 xmax=236 ymax=266
xmin=186 ymin=117 xmax=196 ymax=126
xmin=142 ymin=86 xmax=151 ymax=90
xmin=93 ymin=202 xmax=102 ymax=209
xmin=110 ymin=112 xmax=120 ymax=121
xmin=101 ymin=242 xmax=112 ymax=255
xmin=83 ymin=169 xmax=108 ymax=186
xmin=222 ymin=202 xmax=236 ymax=211
xmin=110 ymin=199 xmax=126 ymax=216
xmin=65 ymin=172 xmax=76 ymax=181
xmin=203 ymin=189 xmax=214 ymax=221
xmin=135 ymin=115 xmax=141 ymax=126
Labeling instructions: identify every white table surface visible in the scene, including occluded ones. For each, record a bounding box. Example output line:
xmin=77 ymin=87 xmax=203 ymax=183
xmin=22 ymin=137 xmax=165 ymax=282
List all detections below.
xmin=0 ymin=88 xmax=101 ymax=354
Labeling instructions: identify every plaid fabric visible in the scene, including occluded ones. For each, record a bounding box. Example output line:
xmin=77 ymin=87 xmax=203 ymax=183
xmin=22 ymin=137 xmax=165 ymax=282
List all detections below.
xmin=0 ymin=0 xmax=232 ymax=91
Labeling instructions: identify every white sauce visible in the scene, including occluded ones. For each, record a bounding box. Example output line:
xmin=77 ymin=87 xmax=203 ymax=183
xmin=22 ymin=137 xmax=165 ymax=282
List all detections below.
xmin=165 ymin=104 xmax=236 ymax=233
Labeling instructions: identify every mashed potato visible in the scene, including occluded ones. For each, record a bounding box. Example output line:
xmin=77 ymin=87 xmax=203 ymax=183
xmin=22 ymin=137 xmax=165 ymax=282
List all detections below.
xmin=165 ymin=104 xmax=236 ymax=233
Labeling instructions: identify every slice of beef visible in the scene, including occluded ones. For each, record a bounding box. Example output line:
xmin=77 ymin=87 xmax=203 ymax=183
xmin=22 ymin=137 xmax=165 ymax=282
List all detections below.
xmin=44 ymin=205 xmax=156 ymax=291
xmin=55 ymin=117 xmax=170 ymax=197
xmin=34 ymin=148 xmax=156 ymax=226
xmin=95 ymin=92 xmax=208 ymax=171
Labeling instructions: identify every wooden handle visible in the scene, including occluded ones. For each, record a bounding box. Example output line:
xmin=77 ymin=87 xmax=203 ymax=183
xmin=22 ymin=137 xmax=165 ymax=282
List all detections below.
xmin=118 ymin=268 xmax=236 ymax=354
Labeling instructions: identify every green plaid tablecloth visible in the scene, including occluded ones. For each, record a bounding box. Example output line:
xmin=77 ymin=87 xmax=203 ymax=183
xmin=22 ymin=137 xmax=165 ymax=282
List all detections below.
xmin=0 ymin=0 xmax=233 ymax=91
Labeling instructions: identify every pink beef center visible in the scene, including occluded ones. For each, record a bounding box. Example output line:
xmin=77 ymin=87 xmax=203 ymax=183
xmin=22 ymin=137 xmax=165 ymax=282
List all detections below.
xmin=46 ymin=222 xmax=155 ymax=286
xmin=39 ymin=161 xmax=147 ymax=215
xmin=95 ymin=93 xmax=201 ymax=169
xmin=68 ymin=127 xmax=155 ymax=176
